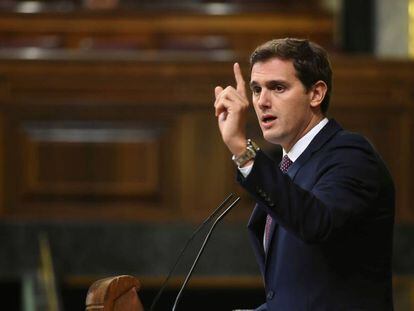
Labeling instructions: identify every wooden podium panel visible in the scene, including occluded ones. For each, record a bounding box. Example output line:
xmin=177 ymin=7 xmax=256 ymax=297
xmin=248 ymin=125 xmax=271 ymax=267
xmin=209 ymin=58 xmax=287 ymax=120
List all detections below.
xmin=86 ymin=275 xmax=143 ymax=311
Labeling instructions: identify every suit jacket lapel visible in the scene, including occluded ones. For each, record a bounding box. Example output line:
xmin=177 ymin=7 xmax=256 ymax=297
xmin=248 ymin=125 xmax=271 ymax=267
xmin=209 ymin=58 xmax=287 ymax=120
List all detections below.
xmin=288 ymin=119 xmax=342 ymax=180
xmin=247 ymin=204 xmax=267 ymax=274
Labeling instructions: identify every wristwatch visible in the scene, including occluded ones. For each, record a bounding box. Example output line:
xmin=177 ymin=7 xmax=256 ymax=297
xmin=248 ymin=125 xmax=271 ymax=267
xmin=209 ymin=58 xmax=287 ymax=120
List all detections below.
xmin=232 ymin=139 xmax=260 ymax=167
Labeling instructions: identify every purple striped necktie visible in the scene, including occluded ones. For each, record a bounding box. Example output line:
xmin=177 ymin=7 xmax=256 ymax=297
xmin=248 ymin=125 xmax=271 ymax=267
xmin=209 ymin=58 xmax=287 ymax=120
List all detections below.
xmin=264 ymin=155 xmax=293 ymax=252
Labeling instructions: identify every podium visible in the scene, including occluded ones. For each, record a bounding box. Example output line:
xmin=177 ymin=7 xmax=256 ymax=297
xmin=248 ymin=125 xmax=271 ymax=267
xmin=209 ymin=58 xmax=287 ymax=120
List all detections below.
xmin=85 ymin=275 xmax=144 ymax=311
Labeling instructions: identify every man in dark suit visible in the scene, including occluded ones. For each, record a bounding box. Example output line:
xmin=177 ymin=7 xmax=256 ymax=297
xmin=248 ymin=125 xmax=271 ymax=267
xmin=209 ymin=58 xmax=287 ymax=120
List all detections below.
xmin=214 ymin=38 xmax=394 ymax=310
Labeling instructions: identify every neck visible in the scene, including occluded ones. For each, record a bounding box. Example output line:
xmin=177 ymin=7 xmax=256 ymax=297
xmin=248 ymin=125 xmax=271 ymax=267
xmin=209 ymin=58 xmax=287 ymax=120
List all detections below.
xmin=283 ymin=113 xmax=324 ymax=152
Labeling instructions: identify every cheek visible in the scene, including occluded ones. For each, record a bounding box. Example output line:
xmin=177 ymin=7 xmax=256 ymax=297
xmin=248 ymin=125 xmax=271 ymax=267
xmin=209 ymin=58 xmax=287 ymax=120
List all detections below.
xmin=286 ymin=97 xmax=308 ymax=117
xmin=251 ymin=99 xmax=258 ymax=111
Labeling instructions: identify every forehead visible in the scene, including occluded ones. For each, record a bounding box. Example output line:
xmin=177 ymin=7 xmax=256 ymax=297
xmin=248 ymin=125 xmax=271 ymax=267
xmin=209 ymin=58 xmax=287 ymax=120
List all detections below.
xmin=250 ymin=58 xmax=297 ymax=83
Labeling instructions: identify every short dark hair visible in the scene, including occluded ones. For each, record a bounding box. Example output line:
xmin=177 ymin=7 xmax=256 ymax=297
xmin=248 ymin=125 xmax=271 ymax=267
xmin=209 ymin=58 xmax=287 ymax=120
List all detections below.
xmin=250 ymin=38 xmax=332 ymax=114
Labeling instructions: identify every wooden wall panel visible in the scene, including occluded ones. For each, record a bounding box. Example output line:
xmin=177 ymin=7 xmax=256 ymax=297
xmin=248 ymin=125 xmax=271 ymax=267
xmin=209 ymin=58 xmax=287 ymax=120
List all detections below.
xmin=21 ymin=124 xmax=161 ymax=197
xmin=0 ymin=54 xmax=413 ymax=223
xmin=0 ymin=103 xmax=185 ymax=220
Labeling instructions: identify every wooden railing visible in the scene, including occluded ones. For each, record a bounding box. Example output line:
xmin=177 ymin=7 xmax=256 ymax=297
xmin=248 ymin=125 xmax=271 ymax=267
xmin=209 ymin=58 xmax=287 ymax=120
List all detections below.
xmin=0 ymin=3 xmax=334 ymax=54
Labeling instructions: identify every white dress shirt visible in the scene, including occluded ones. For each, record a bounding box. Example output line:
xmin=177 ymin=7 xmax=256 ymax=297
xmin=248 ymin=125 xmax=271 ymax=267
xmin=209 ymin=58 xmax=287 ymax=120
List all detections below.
xmin=239 ymin=118 xmax=329 ymax=177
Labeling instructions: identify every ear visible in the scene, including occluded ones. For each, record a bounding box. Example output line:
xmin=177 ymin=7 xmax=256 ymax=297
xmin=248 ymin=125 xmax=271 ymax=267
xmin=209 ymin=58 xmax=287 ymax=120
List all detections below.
xmin=309 ymin=80 xmax=327 ymax=108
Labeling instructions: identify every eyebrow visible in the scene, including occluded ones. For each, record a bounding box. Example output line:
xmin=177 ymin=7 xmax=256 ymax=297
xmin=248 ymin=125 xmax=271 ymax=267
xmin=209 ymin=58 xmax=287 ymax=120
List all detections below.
xmin=249 ymin=80 xmax=288 ymax=89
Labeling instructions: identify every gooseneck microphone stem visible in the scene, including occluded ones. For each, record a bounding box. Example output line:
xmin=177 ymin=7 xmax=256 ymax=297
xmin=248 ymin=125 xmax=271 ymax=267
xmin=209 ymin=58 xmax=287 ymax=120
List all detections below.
xmin=171 ymin=196 xmax=241 ymax=311
xmin=149 ymin=193 xmax=236 ymax=311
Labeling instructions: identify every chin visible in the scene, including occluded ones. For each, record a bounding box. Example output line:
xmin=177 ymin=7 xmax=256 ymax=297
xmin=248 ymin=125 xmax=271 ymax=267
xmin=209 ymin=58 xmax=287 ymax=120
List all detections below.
xmin=261 ymin=129 xmax=286 ymax=146
xmin=262 ymin=133 xmax=280 ymax=145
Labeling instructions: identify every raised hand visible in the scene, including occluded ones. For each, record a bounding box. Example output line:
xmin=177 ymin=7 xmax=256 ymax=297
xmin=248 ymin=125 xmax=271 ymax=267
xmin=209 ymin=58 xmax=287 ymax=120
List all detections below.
xmin=214 ymin=63 xmax=250 ymax=156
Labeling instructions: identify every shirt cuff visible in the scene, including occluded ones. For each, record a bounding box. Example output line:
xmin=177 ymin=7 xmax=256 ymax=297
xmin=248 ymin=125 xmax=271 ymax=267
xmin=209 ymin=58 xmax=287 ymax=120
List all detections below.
xmin=238 ymin=162 xmax=253 ymax=177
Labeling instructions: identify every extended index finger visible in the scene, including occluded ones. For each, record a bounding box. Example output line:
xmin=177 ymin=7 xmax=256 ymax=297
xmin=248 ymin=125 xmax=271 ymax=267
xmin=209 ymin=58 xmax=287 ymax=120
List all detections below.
xmin=233 ymin=62 xmax=247 ymax=98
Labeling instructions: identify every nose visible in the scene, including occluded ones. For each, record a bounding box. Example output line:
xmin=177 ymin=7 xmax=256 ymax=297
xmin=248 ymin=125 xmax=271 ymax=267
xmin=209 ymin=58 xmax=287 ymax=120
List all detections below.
xmin=256 ymin=89 xmax=271 ymax=110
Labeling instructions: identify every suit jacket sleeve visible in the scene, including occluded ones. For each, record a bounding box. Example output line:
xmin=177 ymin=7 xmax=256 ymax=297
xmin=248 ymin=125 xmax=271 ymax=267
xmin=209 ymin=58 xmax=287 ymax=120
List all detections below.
xmin=238 ymin=133 xmax=391 ymax=244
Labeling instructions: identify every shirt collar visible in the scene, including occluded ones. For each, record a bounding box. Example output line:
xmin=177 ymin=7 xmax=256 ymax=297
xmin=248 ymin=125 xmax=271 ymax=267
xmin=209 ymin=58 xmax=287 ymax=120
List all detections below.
xmin=283 ymin=118 xmax=329 ymax=162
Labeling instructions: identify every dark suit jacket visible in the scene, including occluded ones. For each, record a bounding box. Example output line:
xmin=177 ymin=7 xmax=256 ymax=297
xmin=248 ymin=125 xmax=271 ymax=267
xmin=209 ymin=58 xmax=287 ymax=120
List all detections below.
xmin=238 ymin=119 xmax=395 ymax=311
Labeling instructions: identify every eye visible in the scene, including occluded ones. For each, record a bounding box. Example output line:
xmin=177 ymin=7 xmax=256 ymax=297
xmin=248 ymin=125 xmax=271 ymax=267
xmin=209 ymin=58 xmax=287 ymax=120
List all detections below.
xmin=267 ymin=81 xmax=287 ymax=93
xmin=274 ymin=84 xmax=285 ymax=93
xmin=251 ymin=86 xmax=261 ymax=96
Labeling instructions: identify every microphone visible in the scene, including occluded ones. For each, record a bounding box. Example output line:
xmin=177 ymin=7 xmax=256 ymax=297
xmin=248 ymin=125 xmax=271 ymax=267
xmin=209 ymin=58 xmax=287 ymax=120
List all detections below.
xmin=171 ymin=196 xmax=241 ymax=311
xmin=149 ymin=193 xmax=237 ymax=311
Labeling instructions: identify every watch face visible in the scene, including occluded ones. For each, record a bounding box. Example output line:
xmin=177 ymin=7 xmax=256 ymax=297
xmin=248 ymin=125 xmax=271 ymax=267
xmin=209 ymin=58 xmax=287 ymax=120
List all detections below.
xmin=233 ymin=139 xmax=258 ymax=167
xmin=237 ymin=149 xmax=255 ymax=166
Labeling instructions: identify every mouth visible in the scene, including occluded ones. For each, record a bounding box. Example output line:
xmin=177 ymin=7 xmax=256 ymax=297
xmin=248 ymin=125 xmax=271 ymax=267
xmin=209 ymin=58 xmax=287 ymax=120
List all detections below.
xmin=261 ymin=114 xmax=277 ymax=124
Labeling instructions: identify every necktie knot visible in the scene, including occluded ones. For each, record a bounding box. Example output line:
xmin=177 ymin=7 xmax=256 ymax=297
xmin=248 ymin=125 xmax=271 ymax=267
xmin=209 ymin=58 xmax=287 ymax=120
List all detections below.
xmin=280 ymin=155 xmax=293 ymax=174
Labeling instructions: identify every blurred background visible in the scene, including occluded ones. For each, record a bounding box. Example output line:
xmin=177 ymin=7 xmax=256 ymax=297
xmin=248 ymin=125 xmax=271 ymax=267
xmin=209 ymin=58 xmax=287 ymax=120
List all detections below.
xmin=0 ymin=0 xmax=413 ymax=310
